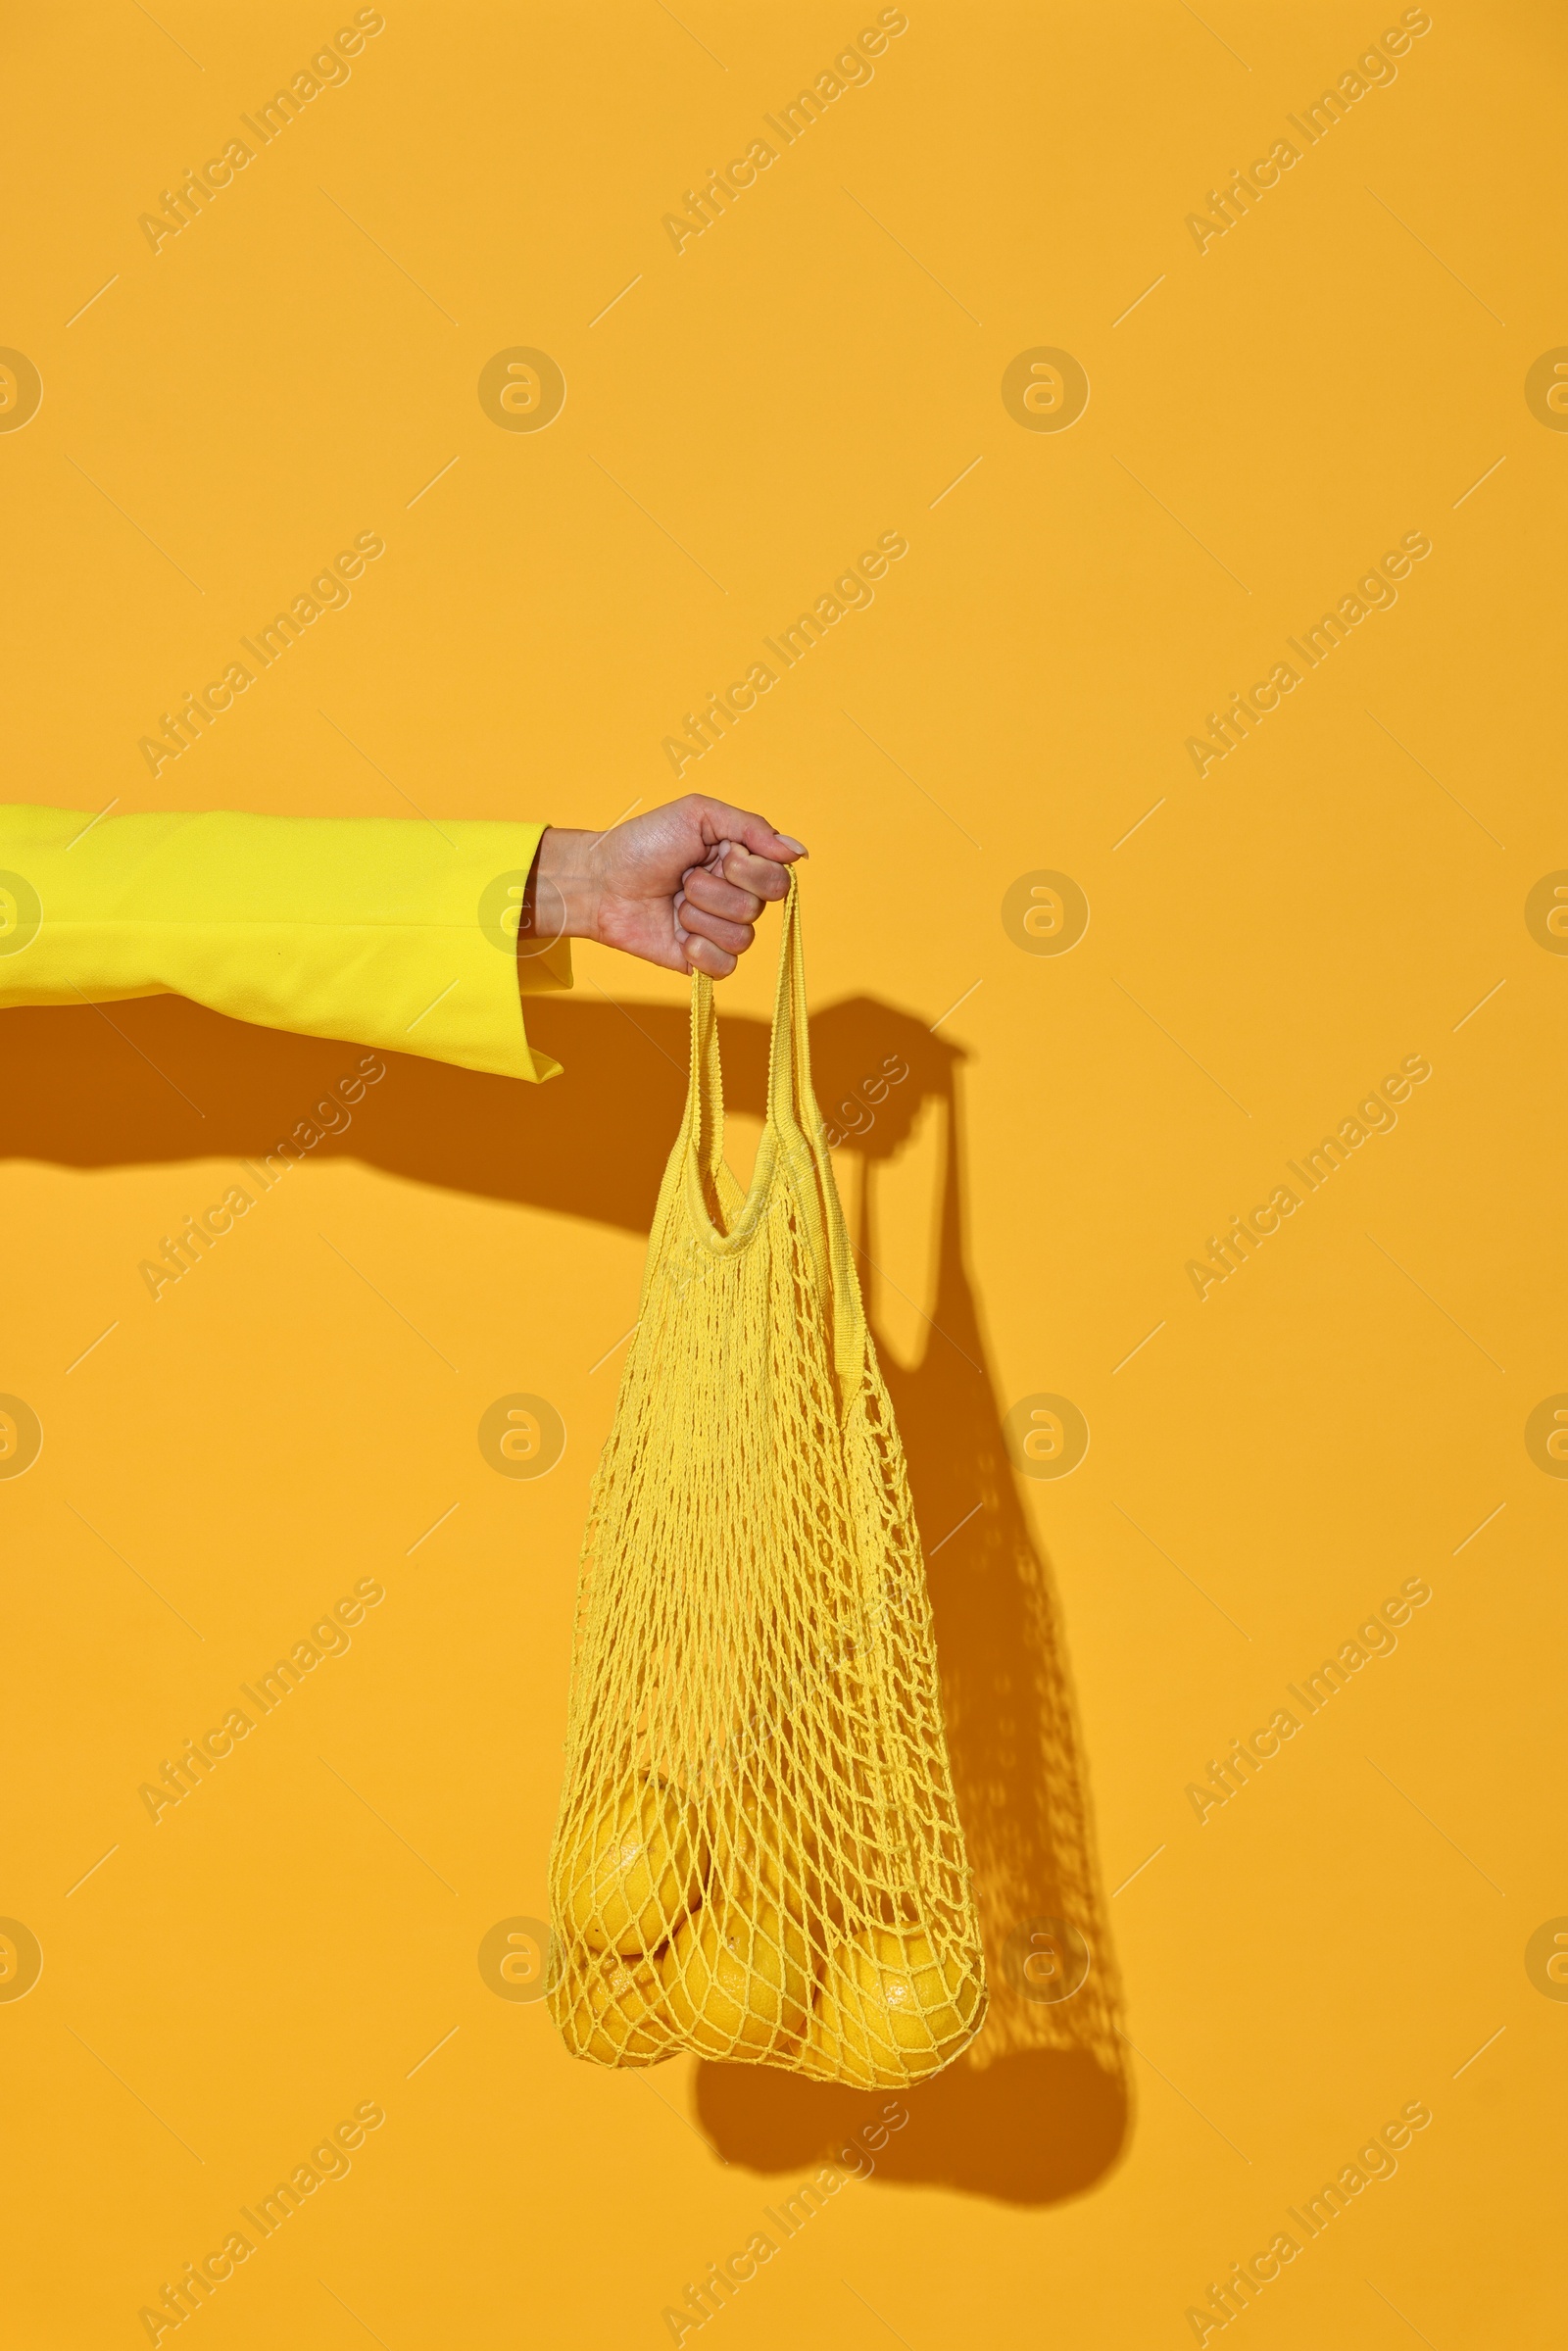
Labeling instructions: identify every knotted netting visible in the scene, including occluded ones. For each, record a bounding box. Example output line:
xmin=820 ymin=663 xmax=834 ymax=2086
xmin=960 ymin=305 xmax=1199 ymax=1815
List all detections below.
xmin=545 ymin=872 xmax=986 ymax=2081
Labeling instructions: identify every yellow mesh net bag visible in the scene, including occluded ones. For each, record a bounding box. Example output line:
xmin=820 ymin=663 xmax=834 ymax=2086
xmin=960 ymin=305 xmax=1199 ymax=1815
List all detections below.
xmin=545 ymin=872 xmax=986 ymax=2082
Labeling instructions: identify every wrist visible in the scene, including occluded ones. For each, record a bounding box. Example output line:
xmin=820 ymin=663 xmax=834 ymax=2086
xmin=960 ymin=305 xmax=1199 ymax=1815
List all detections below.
xmin=531 ymin=826 xmax=600 ymax=945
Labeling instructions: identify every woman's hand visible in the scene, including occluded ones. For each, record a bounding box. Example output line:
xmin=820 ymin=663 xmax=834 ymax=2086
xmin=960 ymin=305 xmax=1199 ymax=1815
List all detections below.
xmin=530 ymin=795 xmax=807 ymax=979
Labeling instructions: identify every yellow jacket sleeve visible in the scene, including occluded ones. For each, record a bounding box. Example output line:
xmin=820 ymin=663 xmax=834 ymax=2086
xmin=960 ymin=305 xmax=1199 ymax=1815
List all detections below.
xmin=0 ymin=805 xmax=572 ymax=1082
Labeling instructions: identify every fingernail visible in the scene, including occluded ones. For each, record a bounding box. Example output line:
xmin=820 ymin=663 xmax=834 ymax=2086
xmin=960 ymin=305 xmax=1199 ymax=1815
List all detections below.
xmin=777 ymin=835 xmax=808 ymax=856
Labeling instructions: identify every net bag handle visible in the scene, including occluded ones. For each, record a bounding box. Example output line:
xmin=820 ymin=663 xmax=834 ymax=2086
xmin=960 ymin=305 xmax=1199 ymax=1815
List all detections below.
xmin=763 ymin=866 xmax=819 ymax=1144
xmin=679 ymin=867 xmax=865 ymax=1387
xmin=682 ymin=863 xmax=814 ymax=1165
xmin=684 ymin=956 xmax=725 ymax=1182
xmin=766 ymin=872 xmax=868 ymax=1386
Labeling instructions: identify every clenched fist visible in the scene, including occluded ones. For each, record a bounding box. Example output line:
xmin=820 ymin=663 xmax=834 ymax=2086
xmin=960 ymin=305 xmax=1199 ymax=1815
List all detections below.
xmin=528 ymin=794 xmax=808 ymax=979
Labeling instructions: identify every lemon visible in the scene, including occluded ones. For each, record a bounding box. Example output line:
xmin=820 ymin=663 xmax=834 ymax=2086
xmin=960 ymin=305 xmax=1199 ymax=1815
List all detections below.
xmin=564 ymin=1773 xmax=707 ymax=1956
xmin=661 ymin=1898 xmax=810 ymax=2058
xmin=807 ymin=1925 xmax=983 ymax=2084
xmin=559 ymin=1947 xmax=672 ymax=2067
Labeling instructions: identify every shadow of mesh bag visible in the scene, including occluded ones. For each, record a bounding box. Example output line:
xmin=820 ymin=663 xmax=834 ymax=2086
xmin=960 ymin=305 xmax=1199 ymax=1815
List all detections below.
xmin=545 ymin=872 xmax=986 ymax=2082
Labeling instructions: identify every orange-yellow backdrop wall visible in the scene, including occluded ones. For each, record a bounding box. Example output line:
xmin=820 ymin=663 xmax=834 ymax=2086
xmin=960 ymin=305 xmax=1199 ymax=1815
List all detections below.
xmin=3 ymin=3 xmax=1565 ymax=2344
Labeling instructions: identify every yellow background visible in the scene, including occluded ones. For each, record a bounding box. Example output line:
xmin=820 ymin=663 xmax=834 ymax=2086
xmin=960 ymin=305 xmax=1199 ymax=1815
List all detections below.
xmin=3 ymin=2 xmax=1565 ymax=2343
